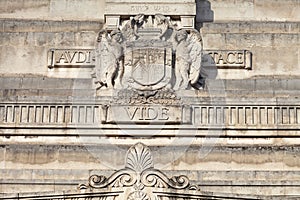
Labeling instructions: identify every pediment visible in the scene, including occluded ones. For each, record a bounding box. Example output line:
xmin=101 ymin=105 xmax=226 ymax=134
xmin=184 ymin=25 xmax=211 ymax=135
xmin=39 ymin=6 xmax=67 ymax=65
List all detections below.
xmin=4 ymin=143 xmax=259 ymax=200
xmin=77 ymin=142 xmax=202 ymax=199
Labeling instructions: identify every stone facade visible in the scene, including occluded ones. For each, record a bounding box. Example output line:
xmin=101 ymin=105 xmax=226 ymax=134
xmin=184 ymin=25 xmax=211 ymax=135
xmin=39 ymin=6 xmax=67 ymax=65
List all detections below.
xmin=0 ymin=0 xmax=300 ymax=199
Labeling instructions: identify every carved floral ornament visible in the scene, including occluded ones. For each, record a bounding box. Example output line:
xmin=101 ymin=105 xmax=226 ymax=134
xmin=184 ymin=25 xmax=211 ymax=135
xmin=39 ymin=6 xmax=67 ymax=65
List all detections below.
xmin=92 ymin=14 xmax=203 ymax=92
xmin=78 ymin=143 xmax=201 ymax=200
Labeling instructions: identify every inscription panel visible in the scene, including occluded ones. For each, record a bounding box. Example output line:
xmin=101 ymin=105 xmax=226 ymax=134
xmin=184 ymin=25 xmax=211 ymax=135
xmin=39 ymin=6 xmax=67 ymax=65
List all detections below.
xmin=106 ymin=105 xmax=182 ymax=124
xmin=48 ymin=49 xmax=94 ymax=68
xmin=47 ymin=49 xmax=252 ymax=70
xmin=203 ymin=50 xmax=252 ymax=69
xmin=105 ymin=3 xmax=196 ymax=15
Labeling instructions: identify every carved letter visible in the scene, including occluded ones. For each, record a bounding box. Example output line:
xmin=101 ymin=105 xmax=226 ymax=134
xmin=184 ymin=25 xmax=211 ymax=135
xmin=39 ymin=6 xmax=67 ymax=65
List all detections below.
xmin=139 ymin=107 xmax=145 ymax=120
xmin=145 ymin=107 xmax=158 ymax=120
xmin=154 ymin=6 xmax=160 ymax=11
xmin=76 ymin=51 xmax=87 ymax=63
xmin=57 ymin=52 xmax=69 ymax=63
xmin=159 ymin=108 xmax=169 ymax=120
xmin=67 ymin=51 xmax=77 ymax=63
xmin=125 ymin=107 xmax=139 ymax=120
xmin=226 ymin=52 xmax=236 ymax=64
xmin=86 ymin=51 xmax=92 ymax=63
xmin=236 ymin=52 xmax=244 ymax=64
xmin=216 ymin=53 xmax=227 ymax=64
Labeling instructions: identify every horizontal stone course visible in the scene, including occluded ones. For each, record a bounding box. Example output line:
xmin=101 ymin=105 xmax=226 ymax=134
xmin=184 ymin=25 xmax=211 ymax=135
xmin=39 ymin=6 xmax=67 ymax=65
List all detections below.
xmin=2 ymin=77 xmax=300 ymax=91
xmin=0 ymin=19 xmax=103 ymax=33
xmin=0 ymin=1 xmax=299 ymax=198
xmin=0 ymin=77 xmax=93 ymax=89
xmin=1 ymin=19 xmax=298 ymax=34
xmin=1 ymin=144 xmax=300 ymax=195
xmin=201 ymin=22 xmax=300 ymax=34
xmin=0 ymin=0 xmax=105 ymax=21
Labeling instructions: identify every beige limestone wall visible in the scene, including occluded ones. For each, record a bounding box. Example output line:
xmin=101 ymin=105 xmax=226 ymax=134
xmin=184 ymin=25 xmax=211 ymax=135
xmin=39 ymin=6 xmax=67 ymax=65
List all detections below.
xmin=201 ymin=22 xmax=300 ymax=79
xmin=198 ymin=0 xmax=300 ymax=22
xmin=0 ymin=27 xmax=99 ymax=77
xmin=0 ymin=0 xmax=299 ymax=79
xmin=0 ymin=0 xmax=105 ymax=21
xmin=1 ymin=138 xmax=300 ymax=196
xmin=1 ymin=0 xmax=299 ymax=22
xmin=0 ymin=0 xmax=300 ymax=198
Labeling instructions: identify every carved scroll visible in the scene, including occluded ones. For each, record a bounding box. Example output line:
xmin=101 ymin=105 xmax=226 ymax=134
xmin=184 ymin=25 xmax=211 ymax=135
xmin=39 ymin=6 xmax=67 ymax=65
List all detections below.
xmin=79 ymin=143 xmax=200 ymax=199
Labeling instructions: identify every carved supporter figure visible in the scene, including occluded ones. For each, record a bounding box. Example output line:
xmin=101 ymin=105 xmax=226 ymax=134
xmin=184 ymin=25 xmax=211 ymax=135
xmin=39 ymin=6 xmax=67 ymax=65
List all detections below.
xmin=93 ymin=14 xmax=202 ymax=91
xmin=174 ymin=30 xmax=192 ymax=90
xmin=122 ymin=14 xmax=145 ymax=41
xmin=94 ymin=29 xmax=124 ymax=89
xmin=154 ymin=14 xmax=174 ymax=41
xmin=174 ymin=29 xmax=203 ymax=90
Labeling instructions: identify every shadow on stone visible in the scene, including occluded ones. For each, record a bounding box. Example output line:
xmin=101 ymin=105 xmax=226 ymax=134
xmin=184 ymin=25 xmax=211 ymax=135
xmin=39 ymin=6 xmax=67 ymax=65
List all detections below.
xmin=196 ymin=0 xmax=214 ymax=29
xmin=193 ymin=53 xmax=217 ymax=89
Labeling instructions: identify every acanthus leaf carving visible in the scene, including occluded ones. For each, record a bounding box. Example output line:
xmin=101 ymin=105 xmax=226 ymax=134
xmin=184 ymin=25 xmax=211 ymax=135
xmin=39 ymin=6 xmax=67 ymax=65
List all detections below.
xmin=80 ymin=143 xmax=199 ymax=199
xmin=125 ymin=142 xmax=154 ymax=172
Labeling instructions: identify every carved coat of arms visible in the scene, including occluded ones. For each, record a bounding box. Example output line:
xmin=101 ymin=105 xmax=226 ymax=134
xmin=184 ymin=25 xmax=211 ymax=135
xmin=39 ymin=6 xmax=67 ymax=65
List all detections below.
xmin=124 ymin=46 xmax=172 ymax=91
xmin=92 ymin=14 xmax=203 ymax=92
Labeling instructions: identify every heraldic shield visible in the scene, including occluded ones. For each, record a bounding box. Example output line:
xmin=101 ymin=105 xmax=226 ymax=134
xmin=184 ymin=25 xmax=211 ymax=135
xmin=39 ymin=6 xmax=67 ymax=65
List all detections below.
xmin=123 ymin=45 xmax=173 ymax=91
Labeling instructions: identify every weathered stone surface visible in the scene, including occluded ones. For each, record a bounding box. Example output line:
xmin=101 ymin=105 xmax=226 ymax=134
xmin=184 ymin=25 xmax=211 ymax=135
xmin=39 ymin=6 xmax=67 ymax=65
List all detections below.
xmin=0 ymin=0 xmax=300 ymax=198
xmin=0 ymin=19 xmax=103 ymax=33
xmin=1 ymin=142 xmax=300 ymax=197
xmin=0 ymin=0 xmax=105 ymax=21
xmin=197 ymin=0 xmax=300 ymax=22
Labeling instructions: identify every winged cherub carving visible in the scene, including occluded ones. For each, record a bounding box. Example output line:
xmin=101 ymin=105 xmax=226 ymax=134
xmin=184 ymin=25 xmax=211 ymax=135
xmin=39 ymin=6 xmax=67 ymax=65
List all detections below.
xmin=94 ymin=29 xmax=124 ymax=89
xmin=174 ymin=29 xmax=203 ymax=90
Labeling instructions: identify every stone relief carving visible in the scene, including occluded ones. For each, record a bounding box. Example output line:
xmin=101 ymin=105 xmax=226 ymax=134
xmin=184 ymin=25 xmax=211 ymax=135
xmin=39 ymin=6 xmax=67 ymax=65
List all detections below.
xmin=122 ymin=14 xmax=145 ymax=41
xmin=92 ymin=14 xmax=203 ymax=92
xmin=112 ymin=89 xmax=181 ymax=105
xmin=93 ymin=29 xmax=124 ymax=89
xmin=79 ymin=143 xmax=199 ymax=200
xmin=173 ymin=29 xmax=202 ymax=90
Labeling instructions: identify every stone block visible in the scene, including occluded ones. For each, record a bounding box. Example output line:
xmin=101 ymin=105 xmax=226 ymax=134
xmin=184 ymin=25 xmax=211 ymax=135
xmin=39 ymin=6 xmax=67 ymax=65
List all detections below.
xmin=202 ymin=22 xmax=300 ymax=34
xmin=0 ymin=0 xmax=105 ymax=21
xmin=225 ymin=79 xmax=255 ymax=91
xmin=287 ymin=80 xmax=300 ymax=90
xmin=105 ymin=0 xmax=196 ymax=16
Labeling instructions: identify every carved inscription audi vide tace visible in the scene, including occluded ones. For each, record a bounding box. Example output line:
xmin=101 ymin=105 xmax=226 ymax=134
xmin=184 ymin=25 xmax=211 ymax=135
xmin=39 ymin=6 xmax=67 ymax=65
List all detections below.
xmin=92 ymin=14 xmax=203 ymax=91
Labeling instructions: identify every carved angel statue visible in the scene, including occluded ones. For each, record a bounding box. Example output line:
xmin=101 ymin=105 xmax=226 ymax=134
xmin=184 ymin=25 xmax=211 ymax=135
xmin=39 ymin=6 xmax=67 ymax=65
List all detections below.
xmin=173 ymin=29 xmax=203 ymax=90
xmin=93 ymin=29 xmax=124 ymax=89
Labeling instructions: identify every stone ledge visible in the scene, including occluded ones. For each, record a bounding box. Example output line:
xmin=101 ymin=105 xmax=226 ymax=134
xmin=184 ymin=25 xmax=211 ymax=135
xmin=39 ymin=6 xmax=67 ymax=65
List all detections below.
xmin=201 ymin=22 xmax=300 ymax=34
xmin=2 ymin=179 xmax=300 ymax=187
xmin=1 ymin=169 xmax=300 ymax=183
xmin=1 ymin=77 xmax=300 ymax=91
xmin=0 ymin=19 xmax=298 ymax=34
xmin=0 ymin=19 xmax=103 ymax=33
